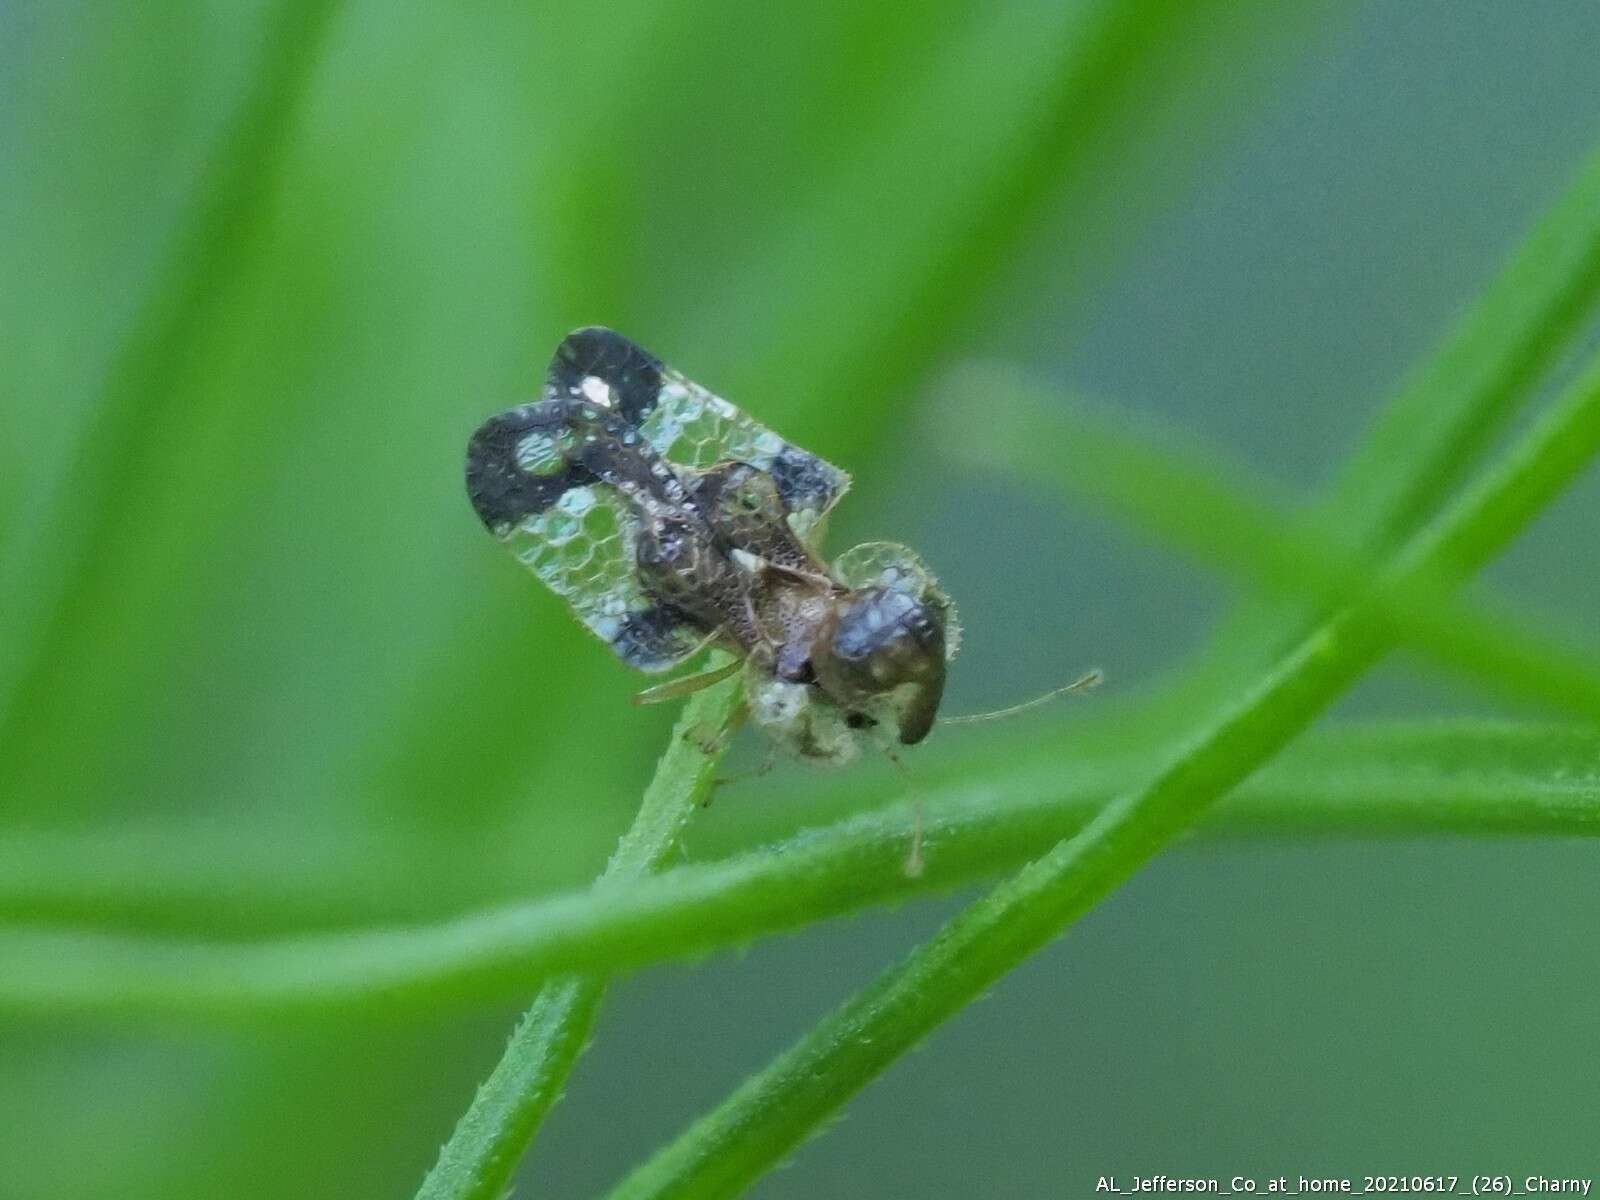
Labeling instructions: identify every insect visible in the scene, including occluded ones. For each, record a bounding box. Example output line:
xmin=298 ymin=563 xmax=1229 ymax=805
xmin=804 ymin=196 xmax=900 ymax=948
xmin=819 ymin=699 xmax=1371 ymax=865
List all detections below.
xmin=465 ymin=326 xmax=962 ymax=767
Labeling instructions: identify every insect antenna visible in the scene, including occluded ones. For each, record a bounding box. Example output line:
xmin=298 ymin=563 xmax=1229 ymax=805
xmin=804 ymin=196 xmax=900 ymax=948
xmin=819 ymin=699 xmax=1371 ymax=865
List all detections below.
xmin=939 ymin=668 xmax=1104 ymax=726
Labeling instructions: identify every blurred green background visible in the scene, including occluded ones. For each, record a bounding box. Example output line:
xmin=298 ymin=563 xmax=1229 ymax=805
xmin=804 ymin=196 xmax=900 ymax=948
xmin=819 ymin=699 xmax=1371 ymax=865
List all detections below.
xmin=4 ymin=2 xmax=1600 ymax=1197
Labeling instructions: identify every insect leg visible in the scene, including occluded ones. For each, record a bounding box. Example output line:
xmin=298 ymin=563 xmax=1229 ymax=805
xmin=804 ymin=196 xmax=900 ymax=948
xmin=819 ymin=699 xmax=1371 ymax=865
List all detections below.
xmin=711 ymin=740 xmax=779 ymax=795
xmin=877 ymin=742 xmax=925 ymax=878
xmin=630 ymin=648 xmax=741 ymax=706
xmin=684 ymin=697 xmax=754 ymax=806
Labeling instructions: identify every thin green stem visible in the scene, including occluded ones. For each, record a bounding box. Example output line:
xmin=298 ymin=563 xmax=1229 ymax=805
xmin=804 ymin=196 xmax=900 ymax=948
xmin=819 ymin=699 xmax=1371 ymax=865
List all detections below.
xmin=1325 ymin=139 xmax=1600 ymax=552
xmin=0 ymin=0 xmax=343 ymax=747
xmin=414 ymin=669 xmax=739 ymax=1200
xmin=602 ymin=344 xmax=1600 ymax=1199
xmin=1154 ymin=131 xmax=1600 ymax=718
xmin=941 ymin=362 xmax=1600 ymax=724
xmin=0 ymin=721 xmax=1594 ymax=1020
xmin=947 ymin=129 xmax=1600 ymax=797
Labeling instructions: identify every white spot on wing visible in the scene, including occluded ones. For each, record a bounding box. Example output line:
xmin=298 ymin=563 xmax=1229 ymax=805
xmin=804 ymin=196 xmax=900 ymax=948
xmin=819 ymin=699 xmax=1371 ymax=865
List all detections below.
xmin=581 ymin=375 xmax=614 ymax=407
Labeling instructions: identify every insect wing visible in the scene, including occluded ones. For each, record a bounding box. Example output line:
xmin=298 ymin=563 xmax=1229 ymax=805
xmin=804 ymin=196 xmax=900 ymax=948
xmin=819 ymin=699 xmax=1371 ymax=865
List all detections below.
xmin=638 ymin=363 xmax=850 ymax=549
xmin=466 ymin=327 xmax=850 ymax=672
xmin=465 ymin=331 xmax=706 ymax=671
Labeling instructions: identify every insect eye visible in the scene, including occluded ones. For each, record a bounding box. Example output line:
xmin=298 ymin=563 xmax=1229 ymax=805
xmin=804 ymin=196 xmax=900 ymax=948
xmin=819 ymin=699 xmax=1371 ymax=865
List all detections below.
xmin=844 ymin=711 xmax=876 ymax=730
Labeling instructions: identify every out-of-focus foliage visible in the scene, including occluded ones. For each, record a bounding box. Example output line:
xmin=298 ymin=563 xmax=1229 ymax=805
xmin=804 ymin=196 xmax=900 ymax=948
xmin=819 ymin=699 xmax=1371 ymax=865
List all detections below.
xmin=4 ymin=2 xmax=1600 ymax=1198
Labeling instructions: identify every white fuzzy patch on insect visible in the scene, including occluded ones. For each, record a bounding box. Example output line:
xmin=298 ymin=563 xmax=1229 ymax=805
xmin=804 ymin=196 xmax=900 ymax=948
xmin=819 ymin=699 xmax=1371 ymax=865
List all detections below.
xmin=750 ymin=675 xmax=807 ymax=728
xmin=747 ymin=672 xmax=861 ymax=766
xmin=580 ymin=375 xmax=615 ymax=407
xmin=730 ymin=548 xmax=764 ymax=574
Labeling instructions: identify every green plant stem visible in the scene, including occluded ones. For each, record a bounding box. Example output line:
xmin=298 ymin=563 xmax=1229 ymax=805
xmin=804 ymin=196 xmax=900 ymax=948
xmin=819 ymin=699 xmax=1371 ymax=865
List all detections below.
xmin=1156 ymin=132 xmax=1600 ymax=717
xmin=1325 ymin=139 xmax=1600 ymax=551
xmin=956 ymin=130 xmax=1600 ymax=794
xmin=1 ymin=720 xmax=1596 ymax=1019
xmin=942 ymin=364 xmax=1600 ymax=723
xmin=0 ymin=0 xmax=343 ymax=743
xmin=414 ymin=670 xmax=738 ymax=1200
xmin=603 ymin=345 xmax=1600 ymax=1199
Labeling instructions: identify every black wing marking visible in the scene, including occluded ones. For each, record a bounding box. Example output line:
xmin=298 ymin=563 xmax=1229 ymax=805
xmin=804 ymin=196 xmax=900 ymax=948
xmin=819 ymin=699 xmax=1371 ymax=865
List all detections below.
xmin=466 ymin=397 xmax=716 ymax=671
xmin=546 ymin=325 xmax=665 ymax=426
xmin=464 ymin=401 xmax=598 ymax=530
